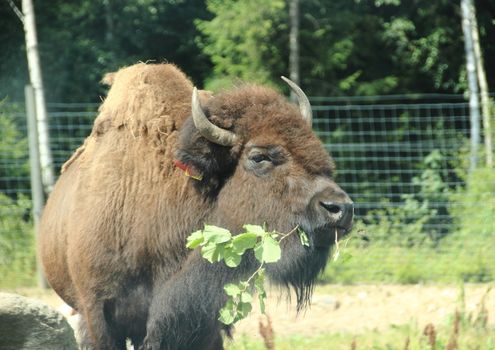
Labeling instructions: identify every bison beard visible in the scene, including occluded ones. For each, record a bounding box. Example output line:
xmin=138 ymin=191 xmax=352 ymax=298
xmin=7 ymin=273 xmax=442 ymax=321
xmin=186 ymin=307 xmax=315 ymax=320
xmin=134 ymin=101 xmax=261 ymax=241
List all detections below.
xmin=39 ymin=63 xmax=353 ymax=350
xmin=142 ymin=244 xmax=330 ymax=349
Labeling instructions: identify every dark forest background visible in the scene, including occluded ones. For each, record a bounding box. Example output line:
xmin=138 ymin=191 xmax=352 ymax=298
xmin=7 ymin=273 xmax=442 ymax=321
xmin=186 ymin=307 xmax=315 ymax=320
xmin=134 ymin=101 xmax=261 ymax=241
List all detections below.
xmin=1 ymin=0 xmax=495 ymax=102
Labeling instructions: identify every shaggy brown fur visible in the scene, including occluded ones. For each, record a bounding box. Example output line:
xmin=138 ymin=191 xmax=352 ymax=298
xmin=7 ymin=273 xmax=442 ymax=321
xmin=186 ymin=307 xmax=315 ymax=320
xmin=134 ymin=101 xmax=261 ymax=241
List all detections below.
xmin=39 ymin=63 xmax=353 ymax=350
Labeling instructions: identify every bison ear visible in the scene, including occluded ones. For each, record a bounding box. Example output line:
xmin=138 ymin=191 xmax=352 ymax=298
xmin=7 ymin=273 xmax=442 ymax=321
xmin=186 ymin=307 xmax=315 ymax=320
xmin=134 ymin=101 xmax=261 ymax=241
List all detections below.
xmin=175 ymin=118 xmax=237 ymax=188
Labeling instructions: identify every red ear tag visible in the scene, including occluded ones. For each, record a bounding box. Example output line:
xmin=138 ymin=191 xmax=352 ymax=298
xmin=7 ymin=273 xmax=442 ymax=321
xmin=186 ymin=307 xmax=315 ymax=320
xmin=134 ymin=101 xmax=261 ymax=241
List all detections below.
xmin=173 ymin=159 xmax=203 ymax=181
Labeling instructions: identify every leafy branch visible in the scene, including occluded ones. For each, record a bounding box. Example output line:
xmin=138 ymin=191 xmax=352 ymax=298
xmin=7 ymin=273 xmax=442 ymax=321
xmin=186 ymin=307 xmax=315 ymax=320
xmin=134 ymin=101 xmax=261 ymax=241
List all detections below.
xmin=186 ymin=224 xmax=309 ymax=325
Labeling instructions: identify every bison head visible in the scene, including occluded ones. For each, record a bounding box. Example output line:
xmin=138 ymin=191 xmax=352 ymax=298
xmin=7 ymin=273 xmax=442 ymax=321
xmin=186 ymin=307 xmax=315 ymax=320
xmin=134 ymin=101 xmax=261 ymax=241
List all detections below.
xmin=175 ymin=78 xmax=353 ymax=306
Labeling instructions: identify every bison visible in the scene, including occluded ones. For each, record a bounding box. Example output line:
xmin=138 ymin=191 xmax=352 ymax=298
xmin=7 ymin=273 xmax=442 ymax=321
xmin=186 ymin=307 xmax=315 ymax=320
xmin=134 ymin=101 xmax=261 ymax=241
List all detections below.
xmin=39 ymin=63 xmax=353 ymax=350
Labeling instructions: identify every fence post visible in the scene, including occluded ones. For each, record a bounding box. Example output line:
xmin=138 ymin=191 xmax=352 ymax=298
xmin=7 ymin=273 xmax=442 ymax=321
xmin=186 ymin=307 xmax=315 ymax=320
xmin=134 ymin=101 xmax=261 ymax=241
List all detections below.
xmin=461 ymin=0 xmax=481 ymax=173
xmin=469 ymin=2 xmax=493 ymax=168
xmin=22 ymin=0 xmax=55 ymax=194
xmin=25 ymin=84 xmax=48 ymax=289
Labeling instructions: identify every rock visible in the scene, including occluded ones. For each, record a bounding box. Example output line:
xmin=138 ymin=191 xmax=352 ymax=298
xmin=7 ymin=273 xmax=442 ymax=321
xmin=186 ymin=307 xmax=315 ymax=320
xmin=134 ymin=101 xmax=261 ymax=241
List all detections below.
xmin=0 ymin=292 xmax=78 ymax=350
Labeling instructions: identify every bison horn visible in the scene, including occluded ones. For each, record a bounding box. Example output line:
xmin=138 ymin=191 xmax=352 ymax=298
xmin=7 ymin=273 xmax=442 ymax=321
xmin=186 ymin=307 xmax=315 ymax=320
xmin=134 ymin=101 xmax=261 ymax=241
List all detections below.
xmin=281 ymin=76 xmax=313 ymax=127
xmin=191 ymin=87 xmax=238 ymax=146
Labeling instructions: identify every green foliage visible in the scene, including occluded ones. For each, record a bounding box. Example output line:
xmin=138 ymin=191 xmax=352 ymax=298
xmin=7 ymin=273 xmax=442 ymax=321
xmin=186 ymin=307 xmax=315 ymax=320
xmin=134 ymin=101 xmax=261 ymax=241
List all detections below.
xmin=450 ymin=167 xmax=495 ymax=239
xmin=319 ymin=151 xmax=494 ymax=285
xmin=0 ymin=101 xmax=34 ymax=288
xmin=0 ymin=100 xmax=29 ymax=193
xmin=196 ymin=0 xmax=286 ymax=90
xmin=358 ymin=150 xmax=451 ymax=248
xmin=446 ymin=167 xmax=495 ymax=282
xmin=187 ymin=224 xmax=306 ymax=325
xmin=2 ymin=0 xmax=495 ymax=100
xmin=1 ymin=0 xmax=212 ymax=102
xmin=0 ymin=193 xmax=35 ymax=288
xmin=380 ymin=1 xmax=465 ymax=92
xmin=197 ymin=0 xmax=476 ymax=96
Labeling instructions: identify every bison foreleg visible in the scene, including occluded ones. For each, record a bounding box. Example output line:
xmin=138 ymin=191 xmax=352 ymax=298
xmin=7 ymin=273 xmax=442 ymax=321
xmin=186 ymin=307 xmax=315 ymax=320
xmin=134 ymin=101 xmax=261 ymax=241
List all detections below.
xmin=140 ymin=251 xmax=254 ymax=350
xmin=78 ymin=300 xmax=127 ymax=350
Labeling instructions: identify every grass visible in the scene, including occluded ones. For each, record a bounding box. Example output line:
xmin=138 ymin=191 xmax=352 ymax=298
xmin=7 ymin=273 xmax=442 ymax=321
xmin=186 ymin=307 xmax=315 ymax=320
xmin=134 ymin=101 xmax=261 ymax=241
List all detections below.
xmin=318 ymin=234 xmax=495 ymax=285
xmin=1 ymin=235 xmax=494 ymax=288
xmin=226 ymin=310 xmax=495 ymax=350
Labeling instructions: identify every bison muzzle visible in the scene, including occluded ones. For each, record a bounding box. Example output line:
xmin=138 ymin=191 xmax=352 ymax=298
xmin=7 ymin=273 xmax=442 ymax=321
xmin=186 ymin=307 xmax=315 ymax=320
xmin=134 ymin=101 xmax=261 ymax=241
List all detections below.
xmin=39 ymin=63 xmax=353 ymax=350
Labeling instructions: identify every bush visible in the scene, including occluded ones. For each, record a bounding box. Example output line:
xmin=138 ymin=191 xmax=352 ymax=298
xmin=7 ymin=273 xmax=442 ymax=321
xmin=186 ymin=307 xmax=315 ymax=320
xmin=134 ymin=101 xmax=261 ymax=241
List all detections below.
xmin=450 ymin=167 xmax=495 ymax=239
xmin=0 ymin=100 xmax=29 ymax=185
xmin=0 ymin=100 xmax=35 ymax=288
xmin=0 ymin=193 xmax=36 ymax=288
xmin=445 ymin=167 xmax=495 ymax=283
xmin=319 ymin=153 xmax=495 ymax=284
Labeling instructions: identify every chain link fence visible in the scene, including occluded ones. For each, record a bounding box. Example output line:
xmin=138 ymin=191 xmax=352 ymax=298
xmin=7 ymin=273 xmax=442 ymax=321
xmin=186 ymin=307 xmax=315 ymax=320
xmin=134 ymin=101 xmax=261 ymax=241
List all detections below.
xmin=313 ymin=95 xmax=470 ymax=230
xmin=1 ymin=95 xmax=494 ymax=286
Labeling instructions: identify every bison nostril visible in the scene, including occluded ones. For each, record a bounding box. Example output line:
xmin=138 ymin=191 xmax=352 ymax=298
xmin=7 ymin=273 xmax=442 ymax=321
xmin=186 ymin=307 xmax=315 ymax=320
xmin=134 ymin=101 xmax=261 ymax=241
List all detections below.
xmin=320 ymin=201 xmax=343 ymax=215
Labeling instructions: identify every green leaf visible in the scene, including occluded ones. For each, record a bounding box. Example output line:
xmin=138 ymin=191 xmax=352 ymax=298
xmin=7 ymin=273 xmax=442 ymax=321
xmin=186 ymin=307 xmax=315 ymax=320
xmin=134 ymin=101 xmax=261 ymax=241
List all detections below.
xmin=203 ymin=225 xmax=232 ymax=244
xmin=298 ymin=228 xmax=310 ymax=247
xmin=254 ymin=269 xmax=267 ymax=313
xmin=254 ymin=241 xmax=264 ymax=263
xmin=186 ymin=230 xmax=204 ymax=249
xmin=254 ymin=269 xmax=266 ymax=293
xmin=201 ymin=242 xmax=225 ymax=263
xmin=201 ymin=242 xmax=217 ymax=263
xmin=214 ymin=244 xmax=226 ymax=262
xmin=255 ymin=236 xmax=281 ymax=263
xmin=238 ymin=301 xmax=252 ymax=318
xmin=232 ymin=233 xmax=258 ymax=254
xmin=224 ymin=283 xmax=242 ymax=297
xmin=241 ymin=291 xmax=253 ymax=303
xmin=218 ymin=300 xmax=236 ymax=325
xmin=224 ymin=250 xmax=242 ymax=267
xmin=259 ymin=293 xmax=266 ymax=314
xmin=243 ymin=224 xmax=266 ymax=236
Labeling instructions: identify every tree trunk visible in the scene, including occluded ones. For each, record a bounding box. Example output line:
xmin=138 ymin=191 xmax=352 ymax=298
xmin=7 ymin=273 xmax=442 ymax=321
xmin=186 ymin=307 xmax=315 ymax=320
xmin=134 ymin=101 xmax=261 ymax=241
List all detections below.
xmin=25 ymin=85 xmax=49 ymax=289
xmin=289 ymin=0 xmax=300 ymax=101
xmin=469 ymin=2 xmax=493 ymax=168
xmin=461 ymin=0 xmax=481 ymax=173
xmin=22 ymin=0 xmax=55 ymax=193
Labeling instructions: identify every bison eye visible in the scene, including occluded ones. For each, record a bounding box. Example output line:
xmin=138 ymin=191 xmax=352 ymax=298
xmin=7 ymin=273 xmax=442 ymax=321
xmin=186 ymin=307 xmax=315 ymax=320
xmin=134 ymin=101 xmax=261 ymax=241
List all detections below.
xmin=250 ymin=153 xmax=271 ymax=163
xmin=244 ymin=145 xmax=286 ymax=176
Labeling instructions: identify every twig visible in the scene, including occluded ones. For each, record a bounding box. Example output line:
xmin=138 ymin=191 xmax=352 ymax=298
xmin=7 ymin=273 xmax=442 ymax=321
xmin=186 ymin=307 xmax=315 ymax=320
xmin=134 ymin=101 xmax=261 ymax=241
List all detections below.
xmin=332 ymin=228 xmax=340 ymax=261
xmin=278 ymin=225 xmax=300 ymax=242
xmin=5 ymin=0 xmax=24 ymax=24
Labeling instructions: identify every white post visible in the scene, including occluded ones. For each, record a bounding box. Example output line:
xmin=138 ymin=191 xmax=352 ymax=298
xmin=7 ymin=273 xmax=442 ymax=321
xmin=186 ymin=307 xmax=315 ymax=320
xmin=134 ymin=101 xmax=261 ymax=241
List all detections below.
xmin=22 ymin=0 xmax=55 ymax=193
xmin=469 ymin=3 xmax=492 ymax=168
xmin=289 ymin=0 xmax=300 ymax=102
xmin=25 ymin=85 xmax=49 ymax=289
xmin=461 ymin=0 xmax=481 ymax=173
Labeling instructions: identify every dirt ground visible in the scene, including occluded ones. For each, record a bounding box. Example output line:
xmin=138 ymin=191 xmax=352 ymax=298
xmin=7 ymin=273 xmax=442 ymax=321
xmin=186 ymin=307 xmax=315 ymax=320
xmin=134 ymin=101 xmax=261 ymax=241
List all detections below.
xmin=6 ymin=284 xmax=494 ymax=338
xmin=235 ymin=284 xmax=494 ymax=338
